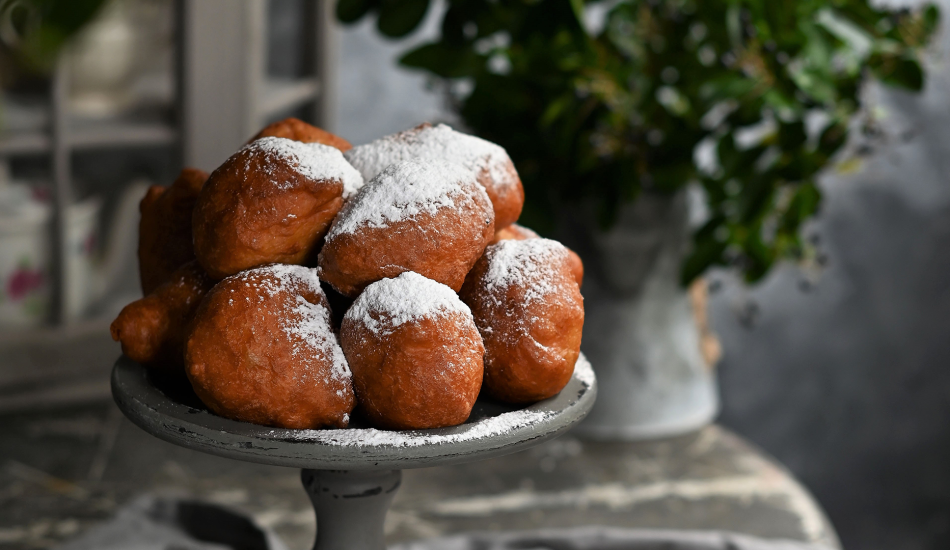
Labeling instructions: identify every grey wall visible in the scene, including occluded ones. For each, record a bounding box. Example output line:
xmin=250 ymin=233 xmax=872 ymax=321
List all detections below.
xmin=710 ymin=22 xmax=950 ymax=550
xmin=332 ymin=5 xmax=950 ymax=550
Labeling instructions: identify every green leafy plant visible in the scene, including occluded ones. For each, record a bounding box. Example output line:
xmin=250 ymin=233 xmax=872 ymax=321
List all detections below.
xmin=338 ymin=0 xmax=939 ymax=284
xmin=1 ymin=0 xmax=107 ymax=71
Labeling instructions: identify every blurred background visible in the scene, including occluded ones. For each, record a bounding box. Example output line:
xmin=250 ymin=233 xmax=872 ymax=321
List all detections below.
xmin=0 ymin=1 xmax=948 ymax=549
xmin=348 ymin=5 xmax=950 ymax=545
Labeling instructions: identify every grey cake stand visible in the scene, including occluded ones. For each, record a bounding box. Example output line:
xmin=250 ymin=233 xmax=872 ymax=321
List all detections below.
xmin=111 ymin=354 xmax=597 ymax=550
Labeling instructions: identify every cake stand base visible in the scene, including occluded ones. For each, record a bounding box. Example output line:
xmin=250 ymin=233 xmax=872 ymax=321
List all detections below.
xmin=111 ymin=354 xmax=596 ymax=550
xmin=301 ymin=469 xmax=402 ymax=550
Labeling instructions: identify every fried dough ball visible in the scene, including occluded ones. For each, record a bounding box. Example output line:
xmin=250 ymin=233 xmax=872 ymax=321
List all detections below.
xmin=138 ymin=168 xmax=209 ymax=294
xmin=192 ymin=137 xmax=364 ymax=279
xmin=460 ymin=239 xmax=584 ymax=404
xmin=111 ymin=261 xmax=214 ymax=372
xmin=345 ymin=123 xmax=524 ymax=228
xmin=318 ymin=159 xmax=494 ymax=297
xmin=185 ymin=264 xmax=354 ymax=429
xmin=489 ymin=222 xmax=585 ymax=287
xmin=341 ymin=272 xmax=483 ymax=430
xmin=249 ymin=117 xmax=352 ymax=152
xmin=565 ymin=250 xmax=584 ymax=288
xmin=489 ymin=222 xmax=539 ymax=245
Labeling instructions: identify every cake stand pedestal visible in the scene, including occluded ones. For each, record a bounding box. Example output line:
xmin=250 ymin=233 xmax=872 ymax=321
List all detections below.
xmin=111 ymin=355 xmax=596 ymax=550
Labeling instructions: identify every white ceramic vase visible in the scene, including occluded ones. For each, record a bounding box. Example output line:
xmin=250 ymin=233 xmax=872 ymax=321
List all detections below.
xmin=0 ymin=182 xmax=146 ymax=327
xmin=567 ymin=190 xmax=719 ymax=440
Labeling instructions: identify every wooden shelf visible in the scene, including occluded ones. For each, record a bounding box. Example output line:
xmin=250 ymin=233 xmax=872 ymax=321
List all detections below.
xmin=0 ymin=0 xmax=336 ymax=327
xmin=0 ymin=131 xmax=50 ymax=155
xmin=0 ymin=120 xmax=177 ymax=155
xmin=69 ymin=120 xmax=177 ymax=150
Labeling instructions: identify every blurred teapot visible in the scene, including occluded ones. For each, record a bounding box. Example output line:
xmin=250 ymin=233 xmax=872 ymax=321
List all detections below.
xmin=0 ymin=168 xmax=146 ymax=328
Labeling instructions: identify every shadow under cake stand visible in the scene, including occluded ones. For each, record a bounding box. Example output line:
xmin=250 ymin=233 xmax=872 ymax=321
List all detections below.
xmin=111 ymin=354 xmax=597 ymax=550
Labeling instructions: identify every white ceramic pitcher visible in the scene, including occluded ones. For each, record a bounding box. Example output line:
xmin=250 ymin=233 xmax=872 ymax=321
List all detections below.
xmin=0 ymin=179 xmax=146 ymax=328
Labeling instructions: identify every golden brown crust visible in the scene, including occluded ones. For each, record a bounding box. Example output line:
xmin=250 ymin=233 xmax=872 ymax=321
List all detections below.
xmin=319 ymin=209 xmax=493 ymax=297
xmin=566 ymin=249 xmax=584 ymax=288
xmin=460 ymin=241 xmax=584 ymax=404
xmin=341 ymin=309 xmax=483 ymax=430
xmin=192 ymin=143 xmax=345 ymax=279
xmin=138 ymin=168 xmax=209 ymax=294
xmin=317 ymin=163 xmax=495 ymax=297
xmin=184 ymin=265 xmax=354 ymax=429
xmin=110 ymin=260 xmax=214 ymax=372
xmin=478 ymin=163 xmax=524 ymax=229
xmin=250 ymin=117 xmax=352 ymax=152
xmin=489 ymin=223 xmax=538 ymax=245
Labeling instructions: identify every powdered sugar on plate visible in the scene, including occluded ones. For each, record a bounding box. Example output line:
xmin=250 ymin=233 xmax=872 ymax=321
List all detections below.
xmin=482 ymin=238 xmax=570 ymax=304
xmin=344 ymin=123 xmax=517 ymax=192
xmin=344 ymin=271 xmax=473 ymax=336
xmin=268 ymin=354 xmax=593 ymax=448
xmin=325 ymin=159 xmax=485 ymax=240
xmin=571 ymin=352 xmax=594 ymax=388
xmin=244 ymin=136 xmax=364 ymax=199
xmin=228 ymin=264 xmax=351 ymax=384
xmin=298 ymin=409 xmax=556 ymax=447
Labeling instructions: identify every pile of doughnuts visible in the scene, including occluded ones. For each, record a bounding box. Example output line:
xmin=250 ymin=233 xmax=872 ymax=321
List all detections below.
xmin=110 ymin=119 xmax=585 ymax=431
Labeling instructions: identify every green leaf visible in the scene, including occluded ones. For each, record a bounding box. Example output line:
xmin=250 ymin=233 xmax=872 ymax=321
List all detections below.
xmin=31 ymin=0 xmax=106 ymax=37
xmin=817 ymin=122 xmax=848 ymax=159
xmin=763 ymin=89 xmax=803 ymax=118
xmin=377 ymin=0 xmax=430 ymax=38
xmin=336 ymin=0 xmax=375 ymax=24
xmin=441 ymin=3 xmax=475 ymax=46
xmin=789 ymin=66 xmax=837 ymax=103
xmin=400 ymin=42 xmax=479 ymax=78
xmin=682 ymin=219 xmax=729 ymax=284
xmin=816 ymin=9 xmax=873 ymax=60
xmin=651 ymin=163 xmax=694 ymax=192
xmin=872 ymin=55 xmax=924 ymax=91
xmin=569 ymin=0 xmax=585 ymax=30
xmin=540 ymin=95 xmax=574 ymax=127
xmin=923 ymin=4 xmax=941 ymax=37
xmin=736 ymin=173 xmax=775 ymax=224
xmin=699 ymin=76 xmax=758 ymax=102
xmin=742 ymin=250 xmax=772 ymax=282
xmin=777 ymin=121 xmax=806 ymax=151
xmin=7 ymin=0 xmax=107 ymax=71
xmin=780 ymin=181 xmax=822 ymax=232
xmin=726 ymin=5 xmax=742 ymax=50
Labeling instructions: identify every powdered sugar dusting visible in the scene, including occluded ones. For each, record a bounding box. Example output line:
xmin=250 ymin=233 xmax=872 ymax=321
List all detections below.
xmin=572 ymin=352 xmax=594 ymax=388
xmin=267 ymin=354 xmax=592 ymax=447
xmin=345 ymin=271 xmax=473 ymax=336
xmin=294 ymin=409 xmax=555 ymax=447
xmin=326 ymin=159 xmax=484 ymax=240
xmin=228 ymin=264 xmax=351 ymax=383
xmin=344 ymin=123 xmax=517 ymax=193
xmin=244 ymin=136 xmax=364 ymax=199
xmin=286 ymin=295 xmax=351 ymax=384
xmin=229 ymin=263 xmax=321 ymax=298
xmin=483 ymin=238 xmax=569 ymax=304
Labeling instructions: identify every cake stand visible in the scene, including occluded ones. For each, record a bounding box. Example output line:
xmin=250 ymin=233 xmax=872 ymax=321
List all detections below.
xmin=111 ymin=354 xmax=597 ymax=550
